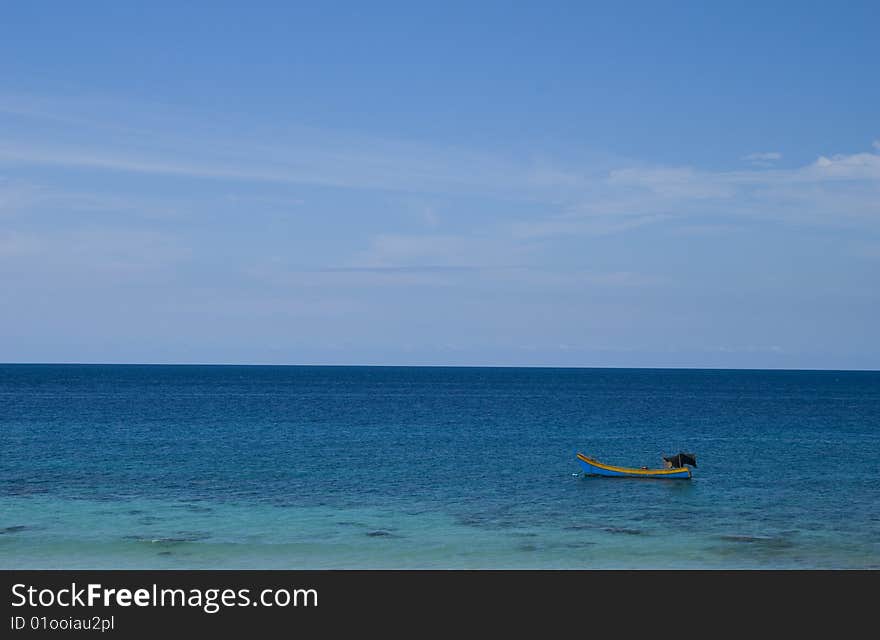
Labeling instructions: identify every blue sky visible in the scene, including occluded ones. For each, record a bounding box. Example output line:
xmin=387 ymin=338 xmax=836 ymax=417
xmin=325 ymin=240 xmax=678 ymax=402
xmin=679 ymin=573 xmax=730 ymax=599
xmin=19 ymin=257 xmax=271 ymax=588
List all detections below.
xmin=1 ymin=2 xmax=878 ymax=368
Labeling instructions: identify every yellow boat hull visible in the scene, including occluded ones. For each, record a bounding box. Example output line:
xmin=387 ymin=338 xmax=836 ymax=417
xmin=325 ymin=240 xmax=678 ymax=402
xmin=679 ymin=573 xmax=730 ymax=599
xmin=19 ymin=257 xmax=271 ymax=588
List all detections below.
xmin=576 ymin=452 xmax=692 ymax=479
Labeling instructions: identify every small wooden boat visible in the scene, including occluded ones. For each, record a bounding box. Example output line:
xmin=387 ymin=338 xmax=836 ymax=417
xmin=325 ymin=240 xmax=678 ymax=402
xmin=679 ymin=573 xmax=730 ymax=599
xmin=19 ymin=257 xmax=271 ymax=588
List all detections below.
xmin=576 ymin=451 xmax=694 ymax=479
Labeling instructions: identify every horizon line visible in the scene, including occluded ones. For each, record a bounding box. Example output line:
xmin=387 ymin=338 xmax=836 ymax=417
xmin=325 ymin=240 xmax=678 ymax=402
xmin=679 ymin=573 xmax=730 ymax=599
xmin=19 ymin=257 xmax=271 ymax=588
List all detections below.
xmin=1 ymin=361 xmax=877 ymax=373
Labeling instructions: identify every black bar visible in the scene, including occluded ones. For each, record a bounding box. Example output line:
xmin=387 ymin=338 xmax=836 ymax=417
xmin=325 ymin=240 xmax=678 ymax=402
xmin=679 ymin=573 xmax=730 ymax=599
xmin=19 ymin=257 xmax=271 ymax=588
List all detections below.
xmin=1 ymin=570 xmax=875 ymax=635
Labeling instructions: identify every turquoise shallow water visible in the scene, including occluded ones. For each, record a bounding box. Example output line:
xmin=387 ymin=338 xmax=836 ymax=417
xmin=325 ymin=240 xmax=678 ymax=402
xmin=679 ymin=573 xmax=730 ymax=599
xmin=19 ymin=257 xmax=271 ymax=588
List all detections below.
xmin=1 ymin=365 xmax=878 ymax=568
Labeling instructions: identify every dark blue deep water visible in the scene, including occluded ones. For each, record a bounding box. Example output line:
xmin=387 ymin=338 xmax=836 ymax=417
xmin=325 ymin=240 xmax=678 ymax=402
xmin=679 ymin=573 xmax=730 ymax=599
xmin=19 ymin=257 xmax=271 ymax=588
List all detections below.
xmin=1 ymin=365 xmax=878 ymax=568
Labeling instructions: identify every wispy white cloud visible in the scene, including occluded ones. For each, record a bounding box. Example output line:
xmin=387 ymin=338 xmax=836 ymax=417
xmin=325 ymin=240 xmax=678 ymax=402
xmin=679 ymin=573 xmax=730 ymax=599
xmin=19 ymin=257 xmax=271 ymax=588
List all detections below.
xmin=0 ymin=144 xmax=316 ymax=185
xmin=0 ymin=93 xmax=154 ymax=136
xmin=525 ymin=162 xmax=587 ymax=188
xmin=809 ymin=151 xmax=880 ymax=180
xmin=0 ymin=228 xmax=190 ymax=275
xmin=245 ymin=258 xmax=668 ymax=291
xmin=3 ymin=91 xmax=880 ymax=281
xmin=744 ymin=151 xmax=782 ymax=161
xmin=511 ymin=213 xmax=669 ymax=239
xmin=0 ymin=92 xmax=538 ymax=197
xmin=607 ymin=166 xmax=735 ymax=199
xmin=515 ymin=141 xmax=880 ymax=238
xmin=0 ymin=138 xmax=543 ymax=197
xmin=743 ymin=151 xmax=782 ymax=167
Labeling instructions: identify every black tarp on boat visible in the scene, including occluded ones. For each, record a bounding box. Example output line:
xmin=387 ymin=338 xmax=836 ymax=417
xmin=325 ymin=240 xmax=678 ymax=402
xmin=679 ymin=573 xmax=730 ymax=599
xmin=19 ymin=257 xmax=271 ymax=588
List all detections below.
xmin=663 ymin=452 xmax=697 ymax=468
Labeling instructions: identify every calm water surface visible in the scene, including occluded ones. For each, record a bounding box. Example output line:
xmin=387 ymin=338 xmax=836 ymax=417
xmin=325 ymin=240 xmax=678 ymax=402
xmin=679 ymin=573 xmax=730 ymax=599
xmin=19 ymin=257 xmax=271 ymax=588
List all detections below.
xmin=1 ymin=365 xmax=878 ymax=568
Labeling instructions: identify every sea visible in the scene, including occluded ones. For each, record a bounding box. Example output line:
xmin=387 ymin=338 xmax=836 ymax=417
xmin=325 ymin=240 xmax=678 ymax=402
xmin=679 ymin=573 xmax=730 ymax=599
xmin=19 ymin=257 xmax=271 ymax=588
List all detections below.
xmin=1 ymin=364 xmax=878 ymax=569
